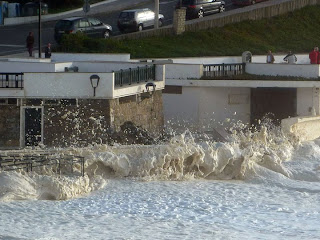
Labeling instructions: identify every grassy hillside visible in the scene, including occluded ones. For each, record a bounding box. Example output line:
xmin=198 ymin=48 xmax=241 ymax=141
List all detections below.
xmin=58 ymin=5 xmax=320 ymax=58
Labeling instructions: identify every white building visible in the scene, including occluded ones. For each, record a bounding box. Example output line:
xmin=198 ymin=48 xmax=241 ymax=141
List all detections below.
xmin=0 ymin=53 xmax=165 ymax=148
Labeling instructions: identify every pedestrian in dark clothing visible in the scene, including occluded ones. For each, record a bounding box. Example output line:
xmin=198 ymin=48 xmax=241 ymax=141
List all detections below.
xmin=44 ymin=43 xmax=52 ymax=58
xmin=309 ymin=47 xmax=318 ymax=64
xmin=26 ymin=32 xmax=34 ymax=57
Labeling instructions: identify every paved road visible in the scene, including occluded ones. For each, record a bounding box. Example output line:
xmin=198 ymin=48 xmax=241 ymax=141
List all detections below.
xmin=0 ymin=0 xmax=238 ymax=56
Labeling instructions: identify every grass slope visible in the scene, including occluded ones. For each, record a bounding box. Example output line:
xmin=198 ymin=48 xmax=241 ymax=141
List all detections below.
xmin=58 ymin=5 xmax=320 ymax=58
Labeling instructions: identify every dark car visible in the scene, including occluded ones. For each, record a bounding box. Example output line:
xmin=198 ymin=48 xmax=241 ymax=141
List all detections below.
xmin=117 ymin=8 xmax=164 ymax=33
xmin=176 ymin=0 xmax=225 ymax=19
xmin=54 ymin=17 xmax=112 ymax=43
xmin=232 ymin=0 xmax=268 ymax=5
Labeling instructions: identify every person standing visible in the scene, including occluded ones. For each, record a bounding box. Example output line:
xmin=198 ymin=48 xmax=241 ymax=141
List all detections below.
xmin=44 ymin=43 xmax=52 ymax=58
xmin=309 ymin=47 xmax=318 ymax=64
xmin=266 ymin=50 xmax=275 ymax=63
xmin=26 ymin=32 xmax=34 ymax=57
xmin=283 ymin=51 xmax=297 ymax=64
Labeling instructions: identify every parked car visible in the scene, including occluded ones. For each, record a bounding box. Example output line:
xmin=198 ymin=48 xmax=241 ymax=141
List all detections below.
xmin=176 ymin=0 xmax=225 ymax=19
xmin=231 ymin=0 xmax=268 ymax=5
xmin=117 ymin=8 xmax=164 ymax=33
xmin=54 ymin=17 xmax=112 ymax=43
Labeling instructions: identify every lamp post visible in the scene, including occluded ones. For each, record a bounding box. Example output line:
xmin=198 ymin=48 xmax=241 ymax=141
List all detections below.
xmin=90 ymin=74 xmax=100 ymax=97
xmin=38 ymin=0 xmax=42 ymax=58
xmin=154 ymin=0 xmax=159 ymax=29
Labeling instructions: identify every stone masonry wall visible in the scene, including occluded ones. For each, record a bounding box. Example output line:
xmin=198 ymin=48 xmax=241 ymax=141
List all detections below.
xmin=110 ymin=90 xmax=164 ymax=134
xmin=44 ymin=99 xmax=111 ymax=147
xmin=0 ymin=93 xmax=164 ymax=148
xmin=0 ymin=105 xmax=20 ymax=148
xmin=173 ymin=8 xmax=186 ymax=35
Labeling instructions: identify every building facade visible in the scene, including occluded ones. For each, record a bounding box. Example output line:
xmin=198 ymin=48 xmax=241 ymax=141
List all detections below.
xmin=0 ymin=53 xmax=165 ymax=148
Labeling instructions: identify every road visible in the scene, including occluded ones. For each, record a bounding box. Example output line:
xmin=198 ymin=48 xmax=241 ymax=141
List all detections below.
xmin=0 ymin=0 xmax=239 ymax=56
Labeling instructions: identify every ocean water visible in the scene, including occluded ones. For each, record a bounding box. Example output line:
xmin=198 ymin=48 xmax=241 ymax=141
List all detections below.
xmin=0 ymin=127 xmax=320 ymax=240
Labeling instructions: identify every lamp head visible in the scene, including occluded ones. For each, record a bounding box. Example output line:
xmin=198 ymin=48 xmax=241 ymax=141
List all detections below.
xmin=90 ymin=74 xmax=100 ymax=88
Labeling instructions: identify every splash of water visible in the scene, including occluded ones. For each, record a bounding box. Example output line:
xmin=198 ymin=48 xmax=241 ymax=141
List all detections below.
xmin=0 ymin=120 xmax=296 ymax=201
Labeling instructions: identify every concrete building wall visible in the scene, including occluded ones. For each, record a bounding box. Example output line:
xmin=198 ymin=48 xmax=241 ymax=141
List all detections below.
xmin=163 ymin=86 xmax=250 ymax=131
xmin=297 ymin=88 xmax=314 ymax=116
xmin=23 ymin=72 xmax=114 ymax=98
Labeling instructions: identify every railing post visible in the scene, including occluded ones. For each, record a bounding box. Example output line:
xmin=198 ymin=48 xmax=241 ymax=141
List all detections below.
xmin=120 ymin=69 xmax=123 ymax=86
xmin=129 ymin=68 xmax=132 ymax=85
xmin=5 ymin=74 xmax=9 ymax=88
xmin=222 ymin=63 xmax=225 ymax=76
xmin=137 ymin=66 xmax=140 ymax=83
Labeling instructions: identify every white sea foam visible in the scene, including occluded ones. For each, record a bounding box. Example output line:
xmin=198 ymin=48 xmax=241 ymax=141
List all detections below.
xmin=0 ymin=124 xmax=296 ymax=201
xmin=1 ymin=125 xmax=320 ymax=239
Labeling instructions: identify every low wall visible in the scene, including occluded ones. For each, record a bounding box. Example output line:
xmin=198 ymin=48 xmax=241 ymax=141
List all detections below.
xmin=246 ymin=63 xmax=320 ymax=78
xmin=52 ymin=53 xmax=131 ymax=62
xmin=166 ymin=64 xmax=203 ymax=79
xmin=282 ymin=115 xmax=320 ymax=142
xmin=113 ymin=0 xmax=320 ymax=40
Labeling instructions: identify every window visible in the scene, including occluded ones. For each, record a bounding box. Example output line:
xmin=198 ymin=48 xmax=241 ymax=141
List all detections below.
xmin=79 ymin=19 xmax=89 ymax=28
xmin=182 ymin=0 xmax=196 ymax=4
xmin=55 ymin=20 xmax=73 ymax=30
xmin=8 ymin=98 xmax=17 ymax=105
xmin=61 ymin=99 xmax=77 ymax=106
xmin=27 ymin=99 xmax=42 ymax=106
xmin=89 ymin=18 xmax=102 ymax=26
xmin=44 ymin=99 xmax=60 ymax=105
xmin=119 ymin=12 xmax=135 ymax=19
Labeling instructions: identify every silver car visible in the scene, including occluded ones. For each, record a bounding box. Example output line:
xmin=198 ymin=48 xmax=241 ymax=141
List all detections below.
xmin=117 ymin=8 xmax=164 ymax=33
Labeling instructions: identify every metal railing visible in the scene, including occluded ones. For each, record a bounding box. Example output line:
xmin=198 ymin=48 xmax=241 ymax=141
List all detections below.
xmin=114 ymin=65 xmax=156 ymax=87
xmin=0 ymin=153 xmax=85 ymax=177
xmin=0 ymin=73 xmax=24 ymax=89
xmin=203 ymin=63 xmax=245 ymax=78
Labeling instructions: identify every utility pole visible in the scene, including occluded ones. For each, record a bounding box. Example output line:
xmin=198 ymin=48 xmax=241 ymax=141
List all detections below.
xmin=38 ymin=0 xmax=42 ymax=58
xmin=154 ymin=0 xmax=159 ymax=29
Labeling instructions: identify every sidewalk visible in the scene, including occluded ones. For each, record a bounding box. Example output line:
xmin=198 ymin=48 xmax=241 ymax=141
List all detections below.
xmin=2 ymin=0 xmax=151 ymax=26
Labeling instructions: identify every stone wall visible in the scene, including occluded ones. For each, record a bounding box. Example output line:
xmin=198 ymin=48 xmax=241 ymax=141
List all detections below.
xmin=44 ymin=99 xmax=111 ymax=147
xmin=173 ymin=8 xmax=186 ymax=35
xmin=110 ymin=90 xmax=164 ymax=134
xmin=0 ymin=105 xmax=20 ymax=148
xmin=113 ymin=0 xmax=320 ymax=40
xmin=0 ymin=92 xmax=164 ymax=149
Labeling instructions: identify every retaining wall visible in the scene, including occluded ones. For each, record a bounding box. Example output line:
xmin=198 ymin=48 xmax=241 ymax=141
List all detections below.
xmin=113 ymin=0 xmax=320 ymax=41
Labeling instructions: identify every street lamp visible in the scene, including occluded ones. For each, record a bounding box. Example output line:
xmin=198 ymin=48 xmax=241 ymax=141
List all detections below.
xmin=90 ymin=74 xmax=100 ymax=97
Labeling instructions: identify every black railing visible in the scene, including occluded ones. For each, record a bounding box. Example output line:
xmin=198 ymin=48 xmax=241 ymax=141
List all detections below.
xmin=0 ymin=153 xmax=85 ymax=177
xmin=114 ymin=65 xmax=156 ymax=87
xmin=0 ymin=73 xmax=24 ymax=89
xmin=203 ymin=63 xmax=245 ymax=78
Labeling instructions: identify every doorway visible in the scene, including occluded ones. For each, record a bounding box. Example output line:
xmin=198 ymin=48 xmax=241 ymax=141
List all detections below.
xmin=251 ymin=88 xmax=297 ymax=126
xmin=22 ymin=107 xmax=43 ymax=147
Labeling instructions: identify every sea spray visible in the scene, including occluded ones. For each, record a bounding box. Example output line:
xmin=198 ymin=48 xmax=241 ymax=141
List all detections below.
xmin=0 ymin=120 xmax=297 ymax=201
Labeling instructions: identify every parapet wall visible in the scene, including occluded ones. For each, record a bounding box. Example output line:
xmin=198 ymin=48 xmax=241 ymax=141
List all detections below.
xmin=114 ymin=0 xmax=320 ymax=40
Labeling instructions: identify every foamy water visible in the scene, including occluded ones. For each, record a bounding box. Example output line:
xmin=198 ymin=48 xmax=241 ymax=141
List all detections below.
xmin=1 ymin=127 xmax=320 ymax=239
